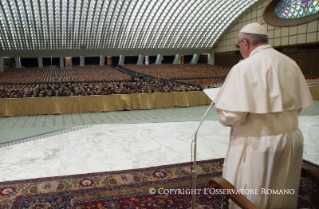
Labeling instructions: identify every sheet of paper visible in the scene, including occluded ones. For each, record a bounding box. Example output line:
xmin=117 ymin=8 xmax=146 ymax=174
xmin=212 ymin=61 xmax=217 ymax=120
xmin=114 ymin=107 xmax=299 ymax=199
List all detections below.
xmin=203 ymin=88 xmax=221 ymax=102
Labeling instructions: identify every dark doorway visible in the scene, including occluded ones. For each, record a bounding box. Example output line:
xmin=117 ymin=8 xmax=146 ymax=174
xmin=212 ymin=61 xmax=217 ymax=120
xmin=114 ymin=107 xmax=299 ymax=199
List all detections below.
xmin=112 ymin=56 xmax=120 ymax=66
xmin=198 ymin=55 xmax=208 ymax=63
xmin=20 ymin=58 xmax=38 ymax=68
xmin=149 ymin=56 xmax=157 ymax=64
xmin=184 ymin=55 xmax=193 ymax=63
xmin=52 ymin=57 xmax=59 ymax=66
xmin=162 ymin=55 xmax=175 ymax=64
xmin=124 ymin=56 xmax=138 ymax=64
xmin=85 ymin=57 xmax=100 ymax=65
xmin=72 ymin=57 xmax=80 ymax=66
xmin=43 ymin=58 xmax=51 ymax=67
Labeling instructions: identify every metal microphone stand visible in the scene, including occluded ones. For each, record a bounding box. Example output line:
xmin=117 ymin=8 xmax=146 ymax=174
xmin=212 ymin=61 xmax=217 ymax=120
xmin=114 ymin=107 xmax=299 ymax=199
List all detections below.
xmin=191 ymin=101 xmax=215 ymax=209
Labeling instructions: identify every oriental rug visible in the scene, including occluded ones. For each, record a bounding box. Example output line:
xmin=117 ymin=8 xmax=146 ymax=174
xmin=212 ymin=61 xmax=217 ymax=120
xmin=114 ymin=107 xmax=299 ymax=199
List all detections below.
xmin=0 ymin=158 xmax=316 ymax=209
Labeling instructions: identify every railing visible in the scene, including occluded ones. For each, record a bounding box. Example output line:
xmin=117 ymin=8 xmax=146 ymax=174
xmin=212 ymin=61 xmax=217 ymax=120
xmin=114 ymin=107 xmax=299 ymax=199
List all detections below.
xmin=116 ymin=65 xmax=205 ymax=88
xmin=116 ymin=65 xmax=155 ymax=80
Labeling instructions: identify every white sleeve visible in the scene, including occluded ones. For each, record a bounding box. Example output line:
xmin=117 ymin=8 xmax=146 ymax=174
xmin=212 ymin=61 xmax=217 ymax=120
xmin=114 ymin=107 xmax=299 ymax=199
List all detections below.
xmin=218 ymin=110 xmax=248 ymax=127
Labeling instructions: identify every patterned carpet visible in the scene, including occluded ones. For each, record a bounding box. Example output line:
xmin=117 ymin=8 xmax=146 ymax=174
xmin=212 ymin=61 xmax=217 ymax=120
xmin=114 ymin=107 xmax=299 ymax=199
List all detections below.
xmin=0 ymin=158 xmax=316 ymax=209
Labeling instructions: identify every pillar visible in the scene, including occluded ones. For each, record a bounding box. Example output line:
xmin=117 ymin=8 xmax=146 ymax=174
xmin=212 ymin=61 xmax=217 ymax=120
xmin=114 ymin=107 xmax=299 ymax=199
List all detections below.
xmin=15 ymin=57 xmax=21 ymax=68
xmin=173 ymin=54 xmax=181 ymax=64
xmin=190 ymin=54 xmax=200 ymax=64
xmin=38 ymin=57 xmax=43 ymax=68
xmin=80 ymin=56 xmax=84 ymax=66
xmin=60 ymin=57 xmax=64 ymax=69
xmin=137 ymin=55 xmax=144 ymax=65
xmin=207 ymin=49 xmax=215 ymax=65
xmin=99 ymin=55 xmax=105 ymax=66
xmin=155 ymin=54 xmax=163 ymax=64
xmin=118 ymin=55 xmax=125 ymax=65
xmin=107 ymin=56 xmax=112 ymax=65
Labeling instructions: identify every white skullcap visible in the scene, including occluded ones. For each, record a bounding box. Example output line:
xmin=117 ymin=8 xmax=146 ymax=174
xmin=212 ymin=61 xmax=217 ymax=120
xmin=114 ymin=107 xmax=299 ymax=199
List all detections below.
xmin=240 ymin=22 xmax=268 ymax=35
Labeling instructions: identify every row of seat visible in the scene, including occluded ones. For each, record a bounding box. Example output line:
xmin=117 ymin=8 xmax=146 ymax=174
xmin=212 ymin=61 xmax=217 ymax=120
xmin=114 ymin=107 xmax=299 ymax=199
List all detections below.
xmin=1 ymin=65 xmax=317 ymax=88
xmin=123 ymin=64 xmax=231 ymax=79
xmin=60 ymin=66 xmax=131 ymax=82
xmin=0 ymin=66 xmax=131 ymax=83
xmin=0 ymin=67 xmax=59 ymax=83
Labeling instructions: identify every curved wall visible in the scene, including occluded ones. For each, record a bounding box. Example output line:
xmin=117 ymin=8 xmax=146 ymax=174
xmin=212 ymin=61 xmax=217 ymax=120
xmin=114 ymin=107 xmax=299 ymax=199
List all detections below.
xmin=215 ymin=0 xmax=319 ymax=53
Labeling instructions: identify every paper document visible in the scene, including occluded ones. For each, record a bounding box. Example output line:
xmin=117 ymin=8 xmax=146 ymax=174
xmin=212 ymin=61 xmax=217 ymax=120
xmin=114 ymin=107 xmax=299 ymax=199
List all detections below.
xmin=203 ymin=88 xmax=221 ymax=102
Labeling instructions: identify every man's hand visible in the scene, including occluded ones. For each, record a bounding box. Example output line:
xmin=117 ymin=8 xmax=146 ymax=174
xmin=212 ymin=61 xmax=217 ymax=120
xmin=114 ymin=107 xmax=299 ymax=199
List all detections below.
xmin=216 ymin=108 xmax=221 ymax=113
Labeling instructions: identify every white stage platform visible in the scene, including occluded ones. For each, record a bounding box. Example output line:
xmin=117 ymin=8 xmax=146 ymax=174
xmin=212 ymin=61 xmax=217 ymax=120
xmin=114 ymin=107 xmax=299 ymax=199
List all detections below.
xmin=0 ymin=116 xmax=318 ymax=182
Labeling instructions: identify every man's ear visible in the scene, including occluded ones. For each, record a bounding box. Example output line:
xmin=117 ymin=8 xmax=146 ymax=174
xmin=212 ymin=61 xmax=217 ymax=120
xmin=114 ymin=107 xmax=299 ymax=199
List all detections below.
xmin=244 ymin=39 xmax=249 ymax=49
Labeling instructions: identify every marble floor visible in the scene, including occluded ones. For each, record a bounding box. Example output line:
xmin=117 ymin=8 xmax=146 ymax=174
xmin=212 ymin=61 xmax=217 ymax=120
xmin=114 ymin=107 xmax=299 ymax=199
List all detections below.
xmin=0 ymin=115 xmax=318 ymax=182
xmin=0 ymin=105 xmax=219 ymax=144
xmin=1 ymin=101 xmax=319 ymax=144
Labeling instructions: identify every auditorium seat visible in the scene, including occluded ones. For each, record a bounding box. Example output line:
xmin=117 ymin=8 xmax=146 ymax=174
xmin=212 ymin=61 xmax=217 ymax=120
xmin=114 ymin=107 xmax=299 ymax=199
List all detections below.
xmin=0 ymin=67 xmax=59 ymax=83
xmin=60 ymin=66 xmax=131 ymax=82
xmin=122 ymin=64 xmax=230 ymax=87
xmin=122 ymin=64 xmax=231 ymax=79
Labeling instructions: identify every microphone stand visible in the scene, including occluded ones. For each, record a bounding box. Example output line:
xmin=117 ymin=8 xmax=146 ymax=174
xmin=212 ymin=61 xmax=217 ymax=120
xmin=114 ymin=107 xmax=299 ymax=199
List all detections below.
xmin=191 ymin=101 xmax=215 ymax=209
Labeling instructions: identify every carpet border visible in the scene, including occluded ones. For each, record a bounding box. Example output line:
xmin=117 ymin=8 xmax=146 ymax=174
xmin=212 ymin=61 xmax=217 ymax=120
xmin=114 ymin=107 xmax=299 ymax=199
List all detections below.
xmin=0 ymin=158 xmax=224 ymax=185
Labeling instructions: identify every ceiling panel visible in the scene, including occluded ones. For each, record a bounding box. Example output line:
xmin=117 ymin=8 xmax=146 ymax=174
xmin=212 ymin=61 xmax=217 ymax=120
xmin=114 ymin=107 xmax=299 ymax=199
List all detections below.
xmin=0 ymin=0 xmax=259 ymax=51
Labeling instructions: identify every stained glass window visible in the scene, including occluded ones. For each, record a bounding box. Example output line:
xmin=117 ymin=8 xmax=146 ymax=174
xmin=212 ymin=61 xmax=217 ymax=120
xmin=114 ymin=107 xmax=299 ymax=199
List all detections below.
xmin=275 ymin=0 xmax=319 ymax=18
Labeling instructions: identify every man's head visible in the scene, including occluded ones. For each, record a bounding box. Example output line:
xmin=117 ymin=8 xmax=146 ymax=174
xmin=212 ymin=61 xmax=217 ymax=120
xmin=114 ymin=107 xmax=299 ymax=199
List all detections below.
xmin=237 ymin=23 xmax=269 ymax=59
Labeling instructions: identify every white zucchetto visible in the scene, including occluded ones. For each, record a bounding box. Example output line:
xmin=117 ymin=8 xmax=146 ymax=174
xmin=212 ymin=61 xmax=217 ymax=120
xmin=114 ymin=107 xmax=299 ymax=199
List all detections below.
xmin=240 ymin=22 xmax=268 ymax=35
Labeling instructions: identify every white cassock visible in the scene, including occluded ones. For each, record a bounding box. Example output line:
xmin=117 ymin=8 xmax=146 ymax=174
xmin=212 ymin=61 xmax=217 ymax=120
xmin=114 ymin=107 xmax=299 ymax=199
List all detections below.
xmin=214 ymin=44 xmax=313 ymax=209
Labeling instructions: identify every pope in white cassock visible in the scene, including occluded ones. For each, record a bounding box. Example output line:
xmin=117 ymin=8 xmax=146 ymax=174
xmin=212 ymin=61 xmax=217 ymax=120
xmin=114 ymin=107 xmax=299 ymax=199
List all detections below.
xmin=214 ymin=23 xmax=313 ymax=209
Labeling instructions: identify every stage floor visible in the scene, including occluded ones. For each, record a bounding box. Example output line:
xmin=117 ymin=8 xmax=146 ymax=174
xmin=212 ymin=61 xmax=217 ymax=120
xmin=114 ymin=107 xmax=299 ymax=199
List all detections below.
xmin=1 ymin=101 xmax=319 ymax=144
xmin=0 ymin=101 xmax=318 ymax=182
xmin=0 ymin=116 xmax=318 ymax=181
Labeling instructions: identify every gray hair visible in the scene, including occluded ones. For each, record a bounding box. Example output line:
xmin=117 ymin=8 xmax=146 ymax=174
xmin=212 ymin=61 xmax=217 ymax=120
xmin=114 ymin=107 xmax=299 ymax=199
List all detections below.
xmin=238 ymin=32 xmax=268 ymax=46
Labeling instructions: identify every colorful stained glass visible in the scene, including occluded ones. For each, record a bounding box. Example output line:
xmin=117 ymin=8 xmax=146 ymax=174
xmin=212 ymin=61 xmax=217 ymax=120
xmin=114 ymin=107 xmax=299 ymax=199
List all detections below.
xmin=275 ymin=0 xmax=319 ymax=18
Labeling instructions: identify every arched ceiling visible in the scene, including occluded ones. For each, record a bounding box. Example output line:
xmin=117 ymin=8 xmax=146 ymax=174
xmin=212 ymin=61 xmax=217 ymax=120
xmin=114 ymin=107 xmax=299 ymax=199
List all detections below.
xmin=0 ymin=0 xmax=259 ymax=51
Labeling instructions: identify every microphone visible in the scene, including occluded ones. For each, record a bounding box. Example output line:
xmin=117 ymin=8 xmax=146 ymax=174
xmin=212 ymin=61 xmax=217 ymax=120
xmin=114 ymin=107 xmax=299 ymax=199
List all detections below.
xmin=191 ymin=87 xmax=221 ymax=209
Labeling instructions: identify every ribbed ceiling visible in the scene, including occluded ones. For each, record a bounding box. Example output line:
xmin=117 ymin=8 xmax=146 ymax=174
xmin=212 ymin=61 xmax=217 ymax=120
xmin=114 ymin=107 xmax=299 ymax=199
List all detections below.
xmin=0 ymin=0 xmax=259 ymax=51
